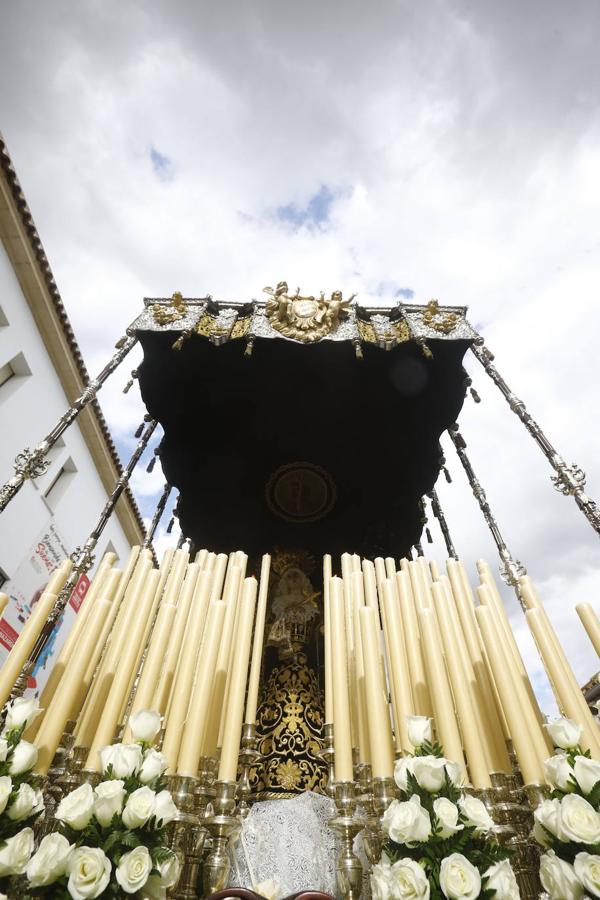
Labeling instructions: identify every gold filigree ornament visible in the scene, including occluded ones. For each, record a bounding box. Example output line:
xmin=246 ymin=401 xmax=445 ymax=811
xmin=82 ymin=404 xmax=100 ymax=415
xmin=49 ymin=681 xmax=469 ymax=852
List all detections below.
xmin=422 ymin=299 xmax=459 ymax=334
xmin=150 ymin=291 xmax=187 ymax=326
xmin=263 ymin=280 xmax=356 ymax=343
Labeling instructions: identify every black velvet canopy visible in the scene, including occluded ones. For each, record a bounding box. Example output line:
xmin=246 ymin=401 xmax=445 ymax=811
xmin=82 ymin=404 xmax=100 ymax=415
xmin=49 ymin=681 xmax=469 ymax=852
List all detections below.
xmin=136 ymin=318 xmax=470 ymax=560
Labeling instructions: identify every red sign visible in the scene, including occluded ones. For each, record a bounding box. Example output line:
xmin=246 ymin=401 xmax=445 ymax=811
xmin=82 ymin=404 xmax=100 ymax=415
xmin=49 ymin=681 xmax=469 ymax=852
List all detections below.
xmin=69 ymin=574 xmax=90 ymax=613
xmin=0 ymin=617 xmax=19 ymax=651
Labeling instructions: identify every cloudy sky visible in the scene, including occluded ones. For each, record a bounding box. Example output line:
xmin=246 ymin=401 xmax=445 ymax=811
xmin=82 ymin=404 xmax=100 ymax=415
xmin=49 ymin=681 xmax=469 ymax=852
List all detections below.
xmin=1 ymin=0 xmax=599 ymax=710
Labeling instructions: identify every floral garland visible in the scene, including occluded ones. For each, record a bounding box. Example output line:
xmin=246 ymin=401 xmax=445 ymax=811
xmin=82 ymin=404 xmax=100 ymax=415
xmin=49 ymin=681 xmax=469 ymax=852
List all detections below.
xmin=0 ymin=698 xmax=45 ymax=899
xmin=19 ymin=709 xmax=180 ymax=900
xmin=533 ymin=717 xmax=600 ymax=900
xmin=372 ymin=716 xmax=517 ymax=900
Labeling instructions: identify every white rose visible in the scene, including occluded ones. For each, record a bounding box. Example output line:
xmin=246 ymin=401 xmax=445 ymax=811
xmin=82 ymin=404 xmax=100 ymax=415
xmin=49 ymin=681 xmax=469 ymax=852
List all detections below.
xmin=440 ymin=853 xmax=481 ymax=900
xmin=445 ymin=760 xmax=464 ymax=787
xmin=139 ymin=748 xmax=168 ymax=784
xmin=484 ymin=860 xmax=520 ymax=900
xmin=157 ymin=852 xmax=181 ymax=888
xmin=9 ymin=739 xmax=38 ymax=774
xmin=93 ymin=779 xmax=125 ymax=827
xmin=534 ymin=798 xmax=562 ymax=846
xmin=99 ymin=742 xmax=143 ymax=779
xmin=0 ymin=775 xmax=12 ymax=814
xmin=574 ymin=852 xmax=600 ymax=899
xmin=540 ymin=851 xmax=583 ymax=900
xmin=545 ymin=754 xmax=575 ymax=792
xmin=434 ymin=798 xmax=464 ymax=838
xmin=0 ymin=739 xmax=7 ymax=761
xmin=0 ymin=826 xmax=34 ymax=876
xmin=116 ymin=845 xmax=153 ymax=894
xmin=395 ymin=756 xmax=416 ymax=792
xmin=382 ymin=795 xmax=432 ymax=845
xmin=557 ymin=794 xmax=600 ymax=844
xmin=412 ymin=756 xmax=450 ymax=793
xmin=371 ymin=856 xmax=392 ymax=900
xmin=3 ymin=697 xmax=42 ymax=733
xmin=67 ymin=846 xmax=111 ymax=900
xmin=407 ymin=716 xmax=432 ymax=748
xmin=26 ymin=832 xmax=73 ymax=886
xmin=545 ymin=719 xmax=583 ymax=751
xmin=122 ymin=786 xmax=156 ymax=829
xmin=7 ymin=782 xmax=41 ymax=821
xmin=0 ymin=893 xmax=6 ymax=899
xmin=573 ymin=757 xmax=600 ymax=797
xmin=153 ymin=789 xmax=178 ymax=827
xmin=457 ymin=795 xmax=494 ymax=834
xmin=389 ymin=858 xmax=430 ymax=900
xmin=56 ymin=782 xmax=95 ymax=831
xmin=129 ymin=709 xmax=162 ymax=744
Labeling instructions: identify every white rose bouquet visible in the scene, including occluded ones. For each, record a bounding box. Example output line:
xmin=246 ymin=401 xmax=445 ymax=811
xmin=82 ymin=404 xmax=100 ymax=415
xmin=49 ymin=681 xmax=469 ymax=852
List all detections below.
xmin=534 ymin=717 xmax=600 ymax=900
xmin=0 ymin=698 xmax=44 ymax=893
xmin=373 ymin=717 xmax=515 ymax=900
xmin=23 ymin=709 xmax=180 ymax=899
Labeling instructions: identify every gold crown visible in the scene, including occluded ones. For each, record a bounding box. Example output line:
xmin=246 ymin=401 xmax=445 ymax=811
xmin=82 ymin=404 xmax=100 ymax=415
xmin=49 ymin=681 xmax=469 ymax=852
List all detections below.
xmin=271 ymin=548 xmax=316 ymax=576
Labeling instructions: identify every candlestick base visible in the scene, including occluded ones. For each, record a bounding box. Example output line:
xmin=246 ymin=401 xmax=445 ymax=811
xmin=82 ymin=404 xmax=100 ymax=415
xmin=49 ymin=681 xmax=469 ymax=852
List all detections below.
xmin=165 ymin=774 xmax=208 ymax=900
xmin=328 ymin=780 xmax=366 ymax=900
xmin=203 ymin=780 xmax=240 ymax=894
xmin=237 ymin=723 xmax=261 ymax=818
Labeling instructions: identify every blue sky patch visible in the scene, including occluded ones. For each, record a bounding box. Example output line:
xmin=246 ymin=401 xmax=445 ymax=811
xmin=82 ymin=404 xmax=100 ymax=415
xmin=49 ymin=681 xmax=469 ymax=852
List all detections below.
xmin=276 ymin=185 xmax=336 ymax=228
xmin=150 ymin=147 xmax=174 ymax=181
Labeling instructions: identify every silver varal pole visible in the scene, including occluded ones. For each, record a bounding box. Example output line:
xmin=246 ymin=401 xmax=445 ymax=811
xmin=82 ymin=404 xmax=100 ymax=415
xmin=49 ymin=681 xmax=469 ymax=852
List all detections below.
xmin=427 ymin=487 xmax=457 ymax=559
xmin=143 ymin=482 xmax=172 ymax=549
xmin=0 ymin=333 xmax=138 ymax=513
xmin=471 ymin=339 xmax=600 ymax=536
xmin=447 ymin=422 xmax=526 ymax=605
xmin=11 ymin=418 xmax=157 ymax=697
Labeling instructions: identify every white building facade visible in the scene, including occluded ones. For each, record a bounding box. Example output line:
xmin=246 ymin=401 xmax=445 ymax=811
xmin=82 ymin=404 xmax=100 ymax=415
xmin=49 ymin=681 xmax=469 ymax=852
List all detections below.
xmin=0 ymin=136 xmax=144 ymax=691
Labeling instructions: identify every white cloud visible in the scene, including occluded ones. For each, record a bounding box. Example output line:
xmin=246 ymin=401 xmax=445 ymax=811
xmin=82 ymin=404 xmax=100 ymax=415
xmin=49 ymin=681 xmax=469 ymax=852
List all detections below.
xmin=0 ymin=0 xmax=599 ymax=713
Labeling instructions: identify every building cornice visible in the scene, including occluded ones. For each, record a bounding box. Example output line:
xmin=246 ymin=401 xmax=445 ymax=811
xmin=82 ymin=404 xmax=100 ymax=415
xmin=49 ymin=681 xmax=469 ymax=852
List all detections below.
xmin=0 ymin=135 xmax=145 ymax=547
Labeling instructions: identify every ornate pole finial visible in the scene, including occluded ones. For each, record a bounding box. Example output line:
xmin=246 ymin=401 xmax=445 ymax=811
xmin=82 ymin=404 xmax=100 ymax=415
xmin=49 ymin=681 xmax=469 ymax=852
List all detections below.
xmin=0 ymin=333 xmax=138 ymax=514
xmin=470 ymin=339 xmax=600 ymax=537
xmin=446 ymin=423 xmax=526 ymax=604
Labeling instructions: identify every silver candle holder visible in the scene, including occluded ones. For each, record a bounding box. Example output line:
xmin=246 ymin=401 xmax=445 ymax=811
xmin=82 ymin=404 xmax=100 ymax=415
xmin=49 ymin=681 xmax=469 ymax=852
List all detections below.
xmin=318 ymin=722 xmax=336 ymax=797
xmin=237 ymin=722 xmax=261 ymax=818
xmin=202 ymin=779 xmax=240 ymax=895
xmin=328 ymin=780 xmax=366 ymax=900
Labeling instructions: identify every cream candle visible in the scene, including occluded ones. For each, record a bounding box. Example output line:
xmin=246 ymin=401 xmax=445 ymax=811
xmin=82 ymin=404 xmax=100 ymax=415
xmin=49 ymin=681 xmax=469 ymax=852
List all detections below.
xmin=244 ymin=555 xmax=272 ymax=724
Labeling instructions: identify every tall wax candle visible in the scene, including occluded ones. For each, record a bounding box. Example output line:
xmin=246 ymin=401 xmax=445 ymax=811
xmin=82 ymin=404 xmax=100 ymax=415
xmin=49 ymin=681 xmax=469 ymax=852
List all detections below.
xmin=477 ymin=606 xmax=546 ymax=784
xmin=576 ymin=603 xmax=600 ymax=656
xmin=323 ymin=555 xmax=333 ymax=724
xmin=381 ymin=579 xmax=413 ymax=752
xmin=329 ymin=577 xmax=353 ymax=782
xmin=218 ymin=577 xmax=257 ymax=782
xmin=245 ymin=555 xmax=272 ymax=724
xmin=176 ymin=600 xmax=227 ymax=776
xmin=359 ymin=606 xmax=394 ymax=778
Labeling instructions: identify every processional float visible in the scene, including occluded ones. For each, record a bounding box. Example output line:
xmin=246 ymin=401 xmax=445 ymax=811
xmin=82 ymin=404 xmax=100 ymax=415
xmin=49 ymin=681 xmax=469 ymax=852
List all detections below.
xmin=0 ymin=285 xmax=599 ymax=899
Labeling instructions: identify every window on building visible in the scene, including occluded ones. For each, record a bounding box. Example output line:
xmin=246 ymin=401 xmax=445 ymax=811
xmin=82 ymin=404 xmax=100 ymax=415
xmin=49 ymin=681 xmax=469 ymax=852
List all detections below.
xmin=0 ymin=352 xmax=31 ymax=399
xmin=43 ymin=456 xmax=77 ymax=511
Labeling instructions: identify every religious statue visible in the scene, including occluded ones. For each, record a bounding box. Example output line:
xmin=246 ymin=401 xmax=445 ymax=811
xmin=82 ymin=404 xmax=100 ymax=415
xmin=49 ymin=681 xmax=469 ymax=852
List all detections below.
xmin=263 ymin=281 xmax=356 ymax=342
xmin=252 ymin=551 xmax=327 ymax=797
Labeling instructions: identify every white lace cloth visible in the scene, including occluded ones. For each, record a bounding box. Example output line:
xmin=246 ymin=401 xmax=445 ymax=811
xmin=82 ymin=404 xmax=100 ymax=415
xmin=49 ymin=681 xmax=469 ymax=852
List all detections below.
xmin=228 ymin=792 xmax=371 ymax=899
xmin=229 ymin=792 xmax=338 ymax=896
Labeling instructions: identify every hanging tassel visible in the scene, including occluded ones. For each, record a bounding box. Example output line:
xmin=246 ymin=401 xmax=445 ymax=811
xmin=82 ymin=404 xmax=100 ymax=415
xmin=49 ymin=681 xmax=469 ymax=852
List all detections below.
xmin=244 ymin=337 xmax=255 ymax=357
xmin=123 ymin=368 xmax=138 ymax=394
xmin=354 ymin=341 xmax=364 ymax=360
xmin=166 ymin=516 xmax=174 ymax=534
xmin=443 ymin=466 xmax=452 ymax=483
xmin=134 ymin=422 xmax=144 ymax=438
xmin=426 ymin=527 xmax=433 ymax=544
xmin=470 ymin=387 xmax=481 ymax=403
xmin=146 ymin=456 xmax=156 ymax=474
